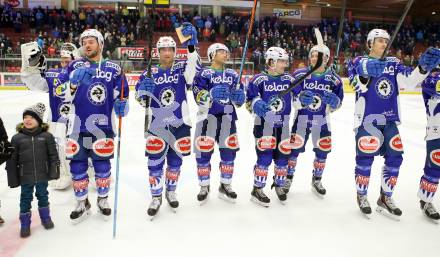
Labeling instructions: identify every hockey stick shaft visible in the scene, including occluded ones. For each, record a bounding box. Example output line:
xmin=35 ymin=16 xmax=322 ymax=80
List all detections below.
xmin=333 ymin=0 xmax=347 ymax=72
xmin=381 ymin=0 xmax=415 ymax=59
xmin=144 ymin=0 xmax=156 ymax=134
xmin=335 ymin=0 xmax=346 ymax=58
xmin=237 ymin=0 xmax=258 ymax=90
xmin=278 ymin=52 xmax=323 ymax=97
xmin=365 ymin=0 xmax=415 ymax=88
xmin=112 ymin=72 xmax=125 ymax=239
xmin=278 ymin=28 xmax=324 ymax=97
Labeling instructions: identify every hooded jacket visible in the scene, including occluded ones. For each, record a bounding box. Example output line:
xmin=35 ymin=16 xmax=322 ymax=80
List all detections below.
xmin=6 ymin=123 xmax=60 ymax=187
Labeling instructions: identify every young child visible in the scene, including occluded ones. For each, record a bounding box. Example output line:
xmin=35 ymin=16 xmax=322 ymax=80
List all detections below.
xmin=6 ymin=103 xmax=60 ymax=237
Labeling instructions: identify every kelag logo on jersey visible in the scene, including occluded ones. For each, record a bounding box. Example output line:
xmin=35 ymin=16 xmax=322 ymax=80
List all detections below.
xmin=375 ymin=78 xmax=394 ymax=99
xmin=154 ymin=73 xmax=179 ymax=85
xmin=88 ymin=82 xmax=107 ymax=105
xmin=95 ymin=70 xmax=113 ymax=82
xmin=210 ymin=75 xmax=233 ymax=85
xmin=264 ymin=82 xmax=289 ymax=92
xmin=304 ymin=81 xmax=332 ymax=91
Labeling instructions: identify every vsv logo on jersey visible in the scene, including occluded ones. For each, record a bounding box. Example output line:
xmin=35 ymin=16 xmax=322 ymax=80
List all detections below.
xmin=155 ymin=73 xmax=179 ymax=85
xmin=304 ymin=81 xmax=332 ymax=91
xmin=264 ymin=82 xmax=289 ymax=92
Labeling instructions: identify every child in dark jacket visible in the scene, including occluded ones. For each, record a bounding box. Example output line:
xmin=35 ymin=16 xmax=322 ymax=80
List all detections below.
xmin=6 ymin=103 xmax=60 ymax=238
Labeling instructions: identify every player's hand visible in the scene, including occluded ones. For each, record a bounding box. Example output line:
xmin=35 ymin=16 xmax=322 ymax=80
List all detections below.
xmin=230 ymin=88 xmax=245 ymax=106
xmin=181 ymin=22 xmax=198 ymax=47
xmin=137 ymin=77 xmax=155 ymax=98
xmin=210 ymin=85 xmax=230 ymax=102
xmin=253 ymin=99 xmax=271 ymax=118
xmin=419 ymin=47 xmax=440 ymax=72
xmin=357 ymin=58 xmax=386 ymax=78
xmin=322 ymin=91 xmax=340 ymax=109
xmin=299 ymin=90 xmax=314 ymax=106
xmin=71 ymin=67 xmax=95 ymax=85
xmin=114 ymin=99 xmax=129 ymax=118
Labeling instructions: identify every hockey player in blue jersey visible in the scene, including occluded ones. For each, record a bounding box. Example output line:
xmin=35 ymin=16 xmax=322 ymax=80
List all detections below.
xmin=246 ymin=47 xmax=296 ymax=207
xmin=20 ymin=42 xmax=81 ymax=190
xmin=348 ymin=28 xmax=440 ymax=218
xmin=286 ymin=45 xmax=344 ymax=197
xmin=58 ymin=29 xmax=129 ymax=223
xmin=192 ymin=43 xmax=245 ymax=204
xmin=418 ymin=67 xmax=440 ymax=221
xmin=135 ymin=22 xmax=200 ymax=217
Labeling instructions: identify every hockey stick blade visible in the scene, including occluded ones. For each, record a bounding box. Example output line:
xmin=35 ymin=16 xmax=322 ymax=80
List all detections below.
xmin=279 ymin=28 xmax=324 ymax=97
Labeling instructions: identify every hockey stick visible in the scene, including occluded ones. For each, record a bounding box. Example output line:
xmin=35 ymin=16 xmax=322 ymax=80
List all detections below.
xmin=236 ymin=0 xmax=258 ymax=90
xmin=144 ymin=0 xmax=157 ymax=134
xmin=332 ymin=0 xmax=347 ymax=74
xmin=380 ymin=0 xmax=415 ymax=60
xmin=112 ymin=72 xmax=126 ymax=239
xmin=278 ymin=28 xmax=324 ymax=97
xmin=365 ymin=0 xmax=415 ymax=88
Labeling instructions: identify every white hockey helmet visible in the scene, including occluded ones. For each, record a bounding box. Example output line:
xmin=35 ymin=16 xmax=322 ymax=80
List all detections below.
xmin=60 ymin=43 xmax=81 ymax=60
xmin=207 ymin=43 xmax=230 ymax=62
xmin=367 ymin=29 xmax=390 ymax=48
xmin=265 ymin=47 xmax=289 ymax=64
xmin=309 ymin=44 xmax=330 ymax=65
xmin=79 ymin=29 xmax=104 ymax=47
xmin=156 ymin=36 xmax=177 ymax=56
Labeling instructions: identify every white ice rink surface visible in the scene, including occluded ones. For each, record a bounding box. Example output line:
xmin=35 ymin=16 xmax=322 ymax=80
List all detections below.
xmin=0 ymin=90 xmax=439 ymax=257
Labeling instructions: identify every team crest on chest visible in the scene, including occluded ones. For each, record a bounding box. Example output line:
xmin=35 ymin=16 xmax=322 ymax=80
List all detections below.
xmin=88 ymin=82 xmax=107 ymax=105
xmin=375 ymin=78 xmax=394 ymax=99
xmin=306 ymin=93 xmax=322 ymax=112
xmin=58 ymin=103 xmax=73 ymax=118
xmin=160 ymin=87 xmax=176 ymax=106
xmin=268 ymin=95 xmax=285 ymax=113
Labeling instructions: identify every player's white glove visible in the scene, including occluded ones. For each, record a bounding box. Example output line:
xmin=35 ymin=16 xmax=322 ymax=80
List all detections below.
xmin=21 ymin=42 xmax=46 ymax=74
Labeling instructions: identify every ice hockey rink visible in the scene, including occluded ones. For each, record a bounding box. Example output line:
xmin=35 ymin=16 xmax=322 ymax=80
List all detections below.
xmin=0 ymin=89 xmax=438 ymax=257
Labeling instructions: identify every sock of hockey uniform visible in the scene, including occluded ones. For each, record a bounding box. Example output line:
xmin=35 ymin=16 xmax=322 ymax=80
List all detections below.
xmin=418 ymin=167 xmax=440 ymax=203
xmin=93 ymin=160 xmax=112 ymax=198
xmin=148 ymin=155 xmax=165 ymax=196
xmin=219 ymin=151 xmax=236 ymax=185
xmin=287 ymin=154 xmax=298 ymax=177
xmin=274 ymin=165 xmax=288 ymax=187
xmin=219 ymin=161 xmax=234 ymax=184
xmin=381 ymin=155 xmax=403 ymax=197
xmin=70 ymin=160 xmax=89 ymax=201
xmin=197 ymin=163 xmax=211 ymax=186
xmin=253 ymin=165 xmax=269 ymax=188
xmin=165 ymin=152 xmax=183 ymax=191
xmin=313 ymin=154 xmax=327 ymax=178
xmin=354 ymin=156 xmax=374 ymax=195
xmin=165 ymin=166 xmax=181 ymax=191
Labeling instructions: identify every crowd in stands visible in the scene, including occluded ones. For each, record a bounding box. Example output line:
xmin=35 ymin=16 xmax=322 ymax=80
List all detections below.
xmin=1 ymin=3 xmax=439 ymax=74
